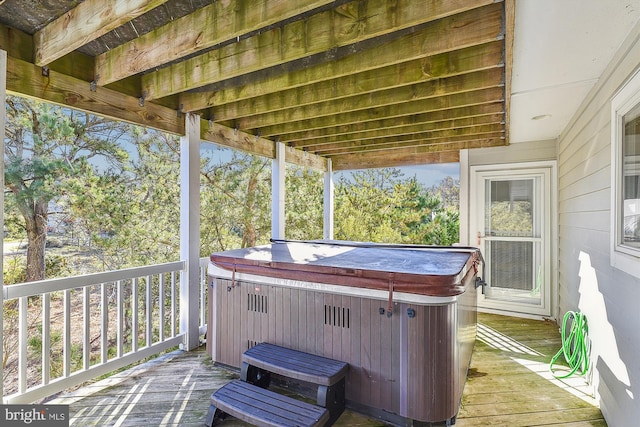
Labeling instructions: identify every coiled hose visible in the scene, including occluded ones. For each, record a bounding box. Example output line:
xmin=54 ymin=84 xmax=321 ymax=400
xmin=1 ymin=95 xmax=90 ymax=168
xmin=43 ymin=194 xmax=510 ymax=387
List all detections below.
xmin=549 ymin=311 xmax=590 ymax=379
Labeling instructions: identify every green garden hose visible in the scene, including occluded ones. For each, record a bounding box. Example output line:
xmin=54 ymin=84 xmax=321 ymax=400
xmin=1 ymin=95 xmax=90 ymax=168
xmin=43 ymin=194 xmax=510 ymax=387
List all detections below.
xmin=549 ymin=311 xmax=590 ymax=379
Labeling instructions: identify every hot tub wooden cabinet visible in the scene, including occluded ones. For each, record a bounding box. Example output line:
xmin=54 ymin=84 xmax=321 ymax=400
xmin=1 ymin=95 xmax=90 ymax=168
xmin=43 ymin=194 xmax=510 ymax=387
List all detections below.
xmin=207 ymin=240 xmax=482 ymax=426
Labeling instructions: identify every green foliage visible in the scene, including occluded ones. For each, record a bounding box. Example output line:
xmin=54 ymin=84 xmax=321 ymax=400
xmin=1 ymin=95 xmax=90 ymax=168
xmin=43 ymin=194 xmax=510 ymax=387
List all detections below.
xmin=200 ymin=147 xmax=272 ymax=252
xmin=3 ymin=254 xmax=71 ymax=285
xmin=489 ymin=201 xmax=532 ymax=236
xmin=79 ymin=130 xmax=182 ymax=268
xmin=285 ymin=166 xmax=324 ymax=240
xmin=4 ymin=95 xmax=131 ymax=280
xmin=334 ymin=169 xmax=459 ymax=245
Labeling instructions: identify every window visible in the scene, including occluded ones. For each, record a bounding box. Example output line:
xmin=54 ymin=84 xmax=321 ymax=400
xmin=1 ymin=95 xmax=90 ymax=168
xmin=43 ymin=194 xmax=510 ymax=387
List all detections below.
xmin=611 ymin=68 xmax=640 ymax=275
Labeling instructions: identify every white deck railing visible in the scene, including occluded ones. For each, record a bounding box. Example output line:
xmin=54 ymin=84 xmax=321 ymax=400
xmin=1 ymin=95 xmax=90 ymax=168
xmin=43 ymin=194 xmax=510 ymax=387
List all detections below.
xmin=1 ymin=258 xmax=210 ymax=404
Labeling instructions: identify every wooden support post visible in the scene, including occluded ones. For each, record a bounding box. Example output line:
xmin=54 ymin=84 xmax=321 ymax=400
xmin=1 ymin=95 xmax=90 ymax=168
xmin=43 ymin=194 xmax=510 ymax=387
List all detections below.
xmin=323 ymin=159 xmax=334 ymax=240
xmin=180 ymin=112 xmax=201 ymax=350
xmin=0 ymin=49 xmax=6 ymax=402
xmin=272 ymin=141 xmax=286 ymax=240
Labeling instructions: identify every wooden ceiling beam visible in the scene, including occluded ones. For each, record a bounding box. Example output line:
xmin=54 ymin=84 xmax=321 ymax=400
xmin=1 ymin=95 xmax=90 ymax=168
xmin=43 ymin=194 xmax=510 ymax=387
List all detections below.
xmin=145 ymin=0 xmax=501 ymax=100
xmin=7 ymin=55 xmax=183 ymax=135
xmin=314 ymin=128 xmax=506 ymax=155
xmin=180 ymin=36 xmax=499 ymax=114
xmin=95 ymin=0 xmax=338 ymax=86
xmin=237 ymin=68 xmax=503 ymax=131
xmin=199 ymin=121 xmax=328 ymax=171
xmin=35 ymin=0 xmax=169 ymax=66
xmin=330 ymin=149 xmax=461 ymax=170
xmin=279 ymin=103 xmax=504 ymax=143
xmin=255 ymin=86 xmax=504 ymax=138
xmin=292 ymin=113 xmax=505 ymax=148
xmin=202 ymin=41 xmax=504 ymax=121
xmin=329 ymin=137 xmax=507 ymax=170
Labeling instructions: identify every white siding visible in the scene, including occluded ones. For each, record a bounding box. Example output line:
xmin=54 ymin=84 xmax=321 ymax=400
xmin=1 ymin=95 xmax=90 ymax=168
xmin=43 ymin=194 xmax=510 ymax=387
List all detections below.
xmin=469 ymin=139 xmax=557 ymax=165
xmin=557 ymin=18 xmax=640 ymax=426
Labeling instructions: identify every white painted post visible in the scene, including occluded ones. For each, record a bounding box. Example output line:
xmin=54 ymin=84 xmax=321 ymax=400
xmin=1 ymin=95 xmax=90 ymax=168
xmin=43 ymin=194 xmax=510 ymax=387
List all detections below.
xmin=459 ymin=149 xmax=470 ymax=246
xmin=0 ymin=49 xmax=7 ymax=402
xmin=272 ymin=141 xmax=286 ymax=239
xmin=323 ymin=159 xmax=334 ymax=240
xmin=180 ymin=113 xmax=201 ymax=350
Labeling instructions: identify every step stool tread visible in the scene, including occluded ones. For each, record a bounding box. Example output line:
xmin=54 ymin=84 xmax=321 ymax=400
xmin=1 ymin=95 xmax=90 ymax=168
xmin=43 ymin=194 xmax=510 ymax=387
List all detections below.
xmin=242 ymin=343 xmax=348 ymax=386
xmin=210 ymin=380 xmax=329 ymax=427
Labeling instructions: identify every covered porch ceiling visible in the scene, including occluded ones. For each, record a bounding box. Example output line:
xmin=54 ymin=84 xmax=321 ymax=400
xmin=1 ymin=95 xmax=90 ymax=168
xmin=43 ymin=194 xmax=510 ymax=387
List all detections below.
xmin=2 ymin=1 xmax=639 ymax=171
xmin=0 ymin=0 xmax=511 ymax=171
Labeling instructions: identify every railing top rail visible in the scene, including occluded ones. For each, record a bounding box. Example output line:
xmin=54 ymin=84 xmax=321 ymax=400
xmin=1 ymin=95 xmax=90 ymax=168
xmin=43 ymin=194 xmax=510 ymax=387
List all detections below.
xmin=3 ymin=260 xmax=186 ymax=300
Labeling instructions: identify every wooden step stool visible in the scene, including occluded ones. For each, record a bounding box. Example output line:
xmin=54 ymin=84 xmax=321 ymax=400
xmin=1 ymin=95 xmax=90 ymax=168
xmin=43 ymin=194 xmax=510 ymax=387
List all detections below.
xmin=205 ymin=379 xmax=329 ymax=427
xmin=241 ymin=343 xmax=349 ymax=425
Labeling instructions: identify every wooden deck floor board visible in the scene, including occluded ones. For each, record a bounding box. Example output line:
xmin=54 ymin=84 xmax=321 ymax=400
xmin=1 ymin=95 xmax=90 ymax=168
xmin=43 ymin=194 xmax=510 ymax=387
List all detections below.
xmin=46 ymin=313 xmax=605 ymax=426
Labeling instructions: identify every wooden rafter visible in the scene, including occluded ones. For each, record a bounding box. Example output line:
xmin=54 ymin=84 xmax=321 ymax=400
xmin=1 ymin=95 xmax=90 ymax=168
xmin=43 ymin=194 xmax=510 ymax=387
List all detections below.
xmin=274 ymin=103 xmax=505 ymax=143
xmin=236 ymin=68 xmax=504 ymax=132
xmin=142 ymin=0 xmax=500 ymax=100
xmin=292 ymin=114 xmax=505 ymax=148
xmin=251 ymin=87 xmax=505 ymax=138
xmin=189 ymin=40 xmax=504 ymax=119
xmin=35 ymin=0 xmax=170 ymax=66
xmin=95 ymin=0 xmax=339 ymax=86
xmin=1 ymin=0 xmax=510 ymax=170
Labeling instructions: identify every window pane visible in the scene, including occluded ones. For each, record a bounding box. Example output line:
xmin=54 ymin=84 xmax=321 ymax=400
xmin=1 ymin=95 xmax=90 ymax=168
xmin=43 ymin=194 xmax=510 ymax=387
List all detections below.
xmin=622 ymin=103 xmax=640 ymax=247
xmin=485 ymin=179 xmax=534 ymax=237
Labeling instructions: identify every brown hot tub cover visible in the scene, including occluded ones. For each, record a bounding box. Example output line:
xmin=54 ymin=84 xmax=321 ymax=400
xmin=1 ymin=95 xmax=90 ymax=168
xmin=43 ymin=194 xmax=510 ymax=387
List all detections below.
xmin=209 ymin=240 xmax=483 ymax=300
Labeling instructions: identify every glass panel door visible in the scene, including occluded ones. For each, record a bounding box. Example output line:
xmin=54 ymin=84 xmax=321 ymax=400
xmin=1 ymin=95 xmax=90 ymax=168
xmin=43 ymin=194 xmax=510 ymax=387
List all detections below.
xmin=473 ymin=166 xmax=552 ymax=316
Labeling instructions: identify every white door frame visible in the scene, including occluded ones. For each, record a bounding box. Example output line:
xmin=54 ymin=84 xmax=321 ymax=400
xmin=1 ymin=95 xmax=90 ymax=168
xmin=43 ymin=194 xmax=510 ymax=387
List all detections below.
xmin=469 ymin=161 xmax=557 ymax=319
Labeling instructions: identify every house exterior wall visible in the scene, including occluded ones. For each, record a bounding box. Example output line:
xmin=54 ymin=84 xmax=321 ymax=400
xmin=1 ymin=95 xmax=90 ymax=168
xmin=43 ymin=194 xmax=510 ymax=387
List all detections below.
xmin=460 ymin=142 xmax=557 ymax=317
xmin=460 ymin=140 xmax=558 ymax=250
xmin=556 ymin=21 xmax=640 ymax=426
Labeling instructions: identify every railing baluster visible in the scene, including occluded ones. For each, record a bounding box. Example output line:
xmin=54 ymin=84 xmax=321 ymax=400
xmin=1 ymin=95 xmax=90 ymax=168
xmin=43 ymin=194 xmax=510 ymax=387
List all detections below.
xmin=146 ymin=275 xmax=152 ymax=347
xmin=101 ymin=283 xmax=108 ymax=364
xmin=171 ymin=271 xmax=177 ymax=337
xmin=132 ymin=278 xmax=138 ymax=353
xmin=83 ymin=286 xmax=90 ymax=370
xmin=42 ymin=293 xmax=51 ymax=385
xmin=63 ymin=289 xmax=71 ymax=377
xmin=117 ymin=280 xmax=123 ymax=358
xmin=18 ymin=296 xmax=28 ymax=393
xmin=159 ymin=273 xmax=165 ymax=342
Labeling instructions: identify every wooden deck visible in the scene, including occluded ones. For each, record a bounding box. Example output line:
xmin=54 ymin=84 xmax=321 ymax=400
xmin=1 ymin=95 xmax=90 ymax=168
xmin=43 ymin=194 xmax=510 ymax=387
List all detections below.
xmin=47 ymin=313 xmax=606 ymax=426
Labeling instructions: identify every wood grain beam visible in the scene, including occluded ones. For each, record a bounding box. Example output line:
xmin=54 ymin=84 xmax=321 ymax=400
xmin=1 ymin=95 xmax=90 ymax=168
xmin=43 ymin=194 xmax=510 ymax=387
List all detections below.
xmin=293 ymin=114 xmax=505 ymax=148
xmin=7 ymin=56 xmax=183 ymax=135
xmin=0 ymin=23 xmax=33 ymax=62
xmin=331 ymin=149 xmax=461 ymax=170
xmin=199 ymin=41 xmax=504 ymax=120
xmin=256 ymin=86 xmax=505 ymax=138
xmin=329 ymin=137 xmax=506 ymax=170
xmin=279 ymin=103 xmax=504 ymax=143
xmin=200 ymin=120 xmax=328 ymax=171
xmin=237 ymin=68 xmax=503 ymax=131
xmin=314 ymin=129 xmax=505 ymax=155
xmin=200 ymin=120 xmax=274 ymax=158
xmin=144 ymin=0 xmax=500 ymax=100
xmin=35 ymin=0 xmax=169 ymax=66
xmin=95 ymin=0 xmax=338 ymax=86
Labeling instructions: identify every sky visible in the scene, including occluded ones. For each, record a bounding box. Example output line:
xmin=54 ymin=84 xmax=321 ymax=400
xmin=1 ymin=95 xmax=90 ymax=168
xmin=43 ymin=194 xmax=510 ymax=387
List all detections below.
xmin=392 ymin=163 xmax=459 ymax=187
xmin=334 ymin=163 xmax=460 ymax=188
xmin=201 ymin=142 xmax=460 ymax=188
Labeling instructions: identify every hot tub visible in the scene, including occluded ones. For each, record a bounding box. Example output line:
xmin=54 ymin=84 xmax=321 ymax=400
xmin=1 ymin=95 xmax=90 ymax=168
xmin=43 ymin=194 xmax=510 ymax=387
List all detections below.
xmin=207 ymin=240 xmax=482 ymax=426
